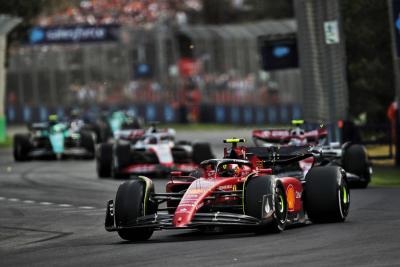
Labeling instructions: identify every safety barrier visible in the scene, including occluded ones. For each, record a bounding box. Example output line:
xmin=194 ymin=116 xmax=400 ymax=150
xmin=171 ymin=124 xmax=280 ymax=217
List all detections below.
xmin=6 ymin=103 xmax=302 ymax=125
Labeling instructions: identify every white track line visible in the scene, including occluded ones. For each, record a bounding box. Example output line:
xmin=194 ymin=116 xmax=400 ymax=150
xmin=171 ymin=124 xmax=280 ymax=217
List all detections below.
xmin=0 ymin=197 xmax=102 ymax=211
xmin=58 ymin=204 xmax=73 ymax=208
xmin=39 ymin=202 xmax=53 ymax=205
xmin=78 ymin=206 xmax=95 ymax=210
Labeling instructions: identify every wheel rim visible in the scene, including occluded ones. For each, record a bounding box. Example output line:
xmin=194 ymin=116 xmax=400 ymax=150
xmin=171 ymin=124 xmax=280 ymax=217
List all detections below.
xmin=338 ymin=180 xmax=350 ymax=218
xmin=275 ymin=187 xmax=287 ymax=224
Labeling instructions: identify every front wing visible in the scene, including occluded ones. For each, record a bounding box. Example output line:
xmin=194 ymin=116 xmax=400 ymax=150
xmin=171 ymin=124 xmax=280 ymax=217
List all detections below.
xmin=105 ymin=193 xmax=278 ymax=231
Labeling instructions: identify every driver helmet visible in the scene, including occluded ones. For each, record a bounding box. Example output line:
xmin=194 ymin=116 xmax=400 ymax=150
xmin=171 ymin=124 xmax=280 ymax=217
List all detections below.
xmin=290 ymin=127 xmax=305 ymax=136
xmin=218 ymin=163 xmax=241 ymax=177
xmin=48 ymin=114 xmax=58 ymax=125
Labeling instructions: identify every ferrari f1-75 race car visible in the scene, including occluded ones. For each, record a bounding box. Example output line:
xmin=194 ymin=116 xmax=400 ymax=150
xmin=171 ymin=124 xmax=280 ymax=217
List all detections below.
xmin=13 ymin=116 xmax=96 ymax=161
xmin=96 ymin=124 xmax=214 ymax=178
xmin=253 ymin=120 xmax=372 ymax=188
xmin=105 ymin=138 xmax=350 ymax=241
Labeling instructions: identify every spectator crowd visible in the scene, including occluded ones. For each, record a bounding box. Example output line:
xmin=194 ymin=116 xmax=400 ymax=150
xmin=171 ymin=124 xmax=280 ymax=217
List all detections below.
xmin=36 ymin=0 xmax=203 ymax=27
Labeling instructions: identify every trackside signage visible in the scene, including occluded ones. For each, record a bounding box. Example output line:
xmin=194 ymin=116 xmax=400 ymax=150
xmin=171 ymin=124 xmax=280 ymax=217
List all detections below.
xmin=29 ymin=25 xmax=120 ymax=44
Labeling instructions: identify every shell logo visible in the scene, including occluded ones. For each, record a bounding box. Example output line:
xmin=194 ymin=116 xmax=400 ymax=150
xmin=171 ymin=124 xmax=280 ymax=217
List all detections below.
xmin=286 ymin=184 xmax=295 ymax=211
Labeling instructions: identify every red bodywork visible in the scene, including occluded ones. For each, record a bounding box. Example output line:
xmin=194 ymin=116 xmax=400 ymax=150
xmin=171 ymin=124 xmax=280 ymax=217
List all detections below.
xmin=164 ymin=145 xmax=305 ymax=228
xmin=252 ymin=128 xmax=327 ymax=146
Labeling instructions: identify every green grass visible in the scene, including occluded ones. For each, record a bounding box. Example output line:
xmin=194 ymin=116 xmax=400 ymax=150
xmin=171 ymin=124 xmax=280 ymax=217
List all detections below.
xmin=371 ymin=166 xmax=400 ymax=187
xmin=0 ymin=136 xmax=12 ymax=148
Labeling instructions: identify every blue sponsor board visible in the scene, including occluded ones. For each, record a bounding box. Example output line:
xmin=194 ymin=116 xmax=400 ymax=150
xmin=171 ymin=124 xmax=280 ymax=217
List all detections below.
xmin=231 ymin=107 xmax=240 ymax=124
xmin=268 ymin=106 xmax=277 ymax=124
xmin=292 ymin=105 xmax=302 ymax=120
xmin=244 ymin=107 xmax=253 ymax=124
xmin=23 ymin=106 xmax=31 ymax=123
xmin=7 ymin=106 xmax=16 ymax=122
xmin=39 ymin=106 xmax=48 ymax=122
xmin=256 ymin=107 xmax=265 ymax=124
xmin=280 ymin=105 xmax=289 ymax=123
xmin=164 ymin=105 xmax=175 ymax=122
xmin=146 ymin=105 xmax=156 ymax=121
xmin=29 ymin=25 xmax=120 ymax=45
xmin=215 ymin=106 xmax=225 ymax=123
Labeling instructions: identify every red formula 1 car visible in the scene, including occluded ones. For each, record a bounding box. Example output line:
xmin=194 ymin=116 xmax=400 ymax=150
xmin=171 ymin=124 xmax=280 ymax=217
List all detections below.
xmin=97 ymin=124 xmax=214 ymax=178
xmin=105 ymin=139 xmax=350 ymax=241
xmin=253 ymin=120 xmax=372 ymax=188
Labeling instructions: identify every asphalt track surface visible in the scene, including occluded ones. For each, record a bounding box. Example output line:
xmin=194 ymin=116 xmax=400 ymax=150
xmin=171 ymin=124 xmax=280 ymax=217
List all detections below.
xmin=1 ymin=129 xmax=400 ymax=267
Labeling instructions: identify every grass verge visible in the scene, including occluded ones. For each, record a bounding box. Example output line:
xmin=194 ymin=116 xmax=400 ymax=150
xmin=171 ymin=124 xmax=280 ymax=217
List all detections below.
xmin=371 ymin=166 xmax=400 ymax=187
xmin=0 ymin=136 xmax=12 ymax=148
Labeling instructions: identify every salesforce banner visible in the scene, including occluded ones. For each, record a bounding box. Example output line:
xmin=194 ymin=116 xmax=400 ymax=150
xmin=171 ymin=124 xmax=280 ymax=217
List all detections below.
xmin=29 ymin=25 xmax=120 ymax=44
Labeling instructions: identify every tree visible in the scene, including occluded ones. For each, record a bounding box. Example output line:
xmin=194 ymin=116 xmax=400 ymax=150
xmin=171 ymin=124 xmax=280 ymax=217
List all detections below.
xmin=341 ymin=0 xmax=395 ymax=123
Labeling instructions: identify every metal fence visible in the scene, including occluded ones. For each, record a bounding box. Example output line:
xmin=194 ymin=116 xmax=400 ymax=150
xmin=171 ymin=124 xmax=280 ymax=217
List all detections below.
xmin=295 ymin=0 xmax=348 ymax=122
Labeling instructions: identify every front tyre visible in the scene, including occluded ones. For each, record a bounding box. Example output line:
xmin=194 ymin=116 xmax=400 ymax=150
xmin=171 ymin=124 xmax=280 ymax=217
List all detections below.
xmin=115 ymin=180 xmax=154 ymax=241
xmin=80 ymin=131 xmax=96 ymax=159
xmin=96 ymin=143 xmax=112 ymax=178
xmin=112 ymin=144 xmax=131 ymax=179
xmin=245 ymin=175 xmax=287 ymax=233
xmin=304 ymin=166 xmax=350 ymax=223
xmin=13 ymin=134 xmax=31 ymax=161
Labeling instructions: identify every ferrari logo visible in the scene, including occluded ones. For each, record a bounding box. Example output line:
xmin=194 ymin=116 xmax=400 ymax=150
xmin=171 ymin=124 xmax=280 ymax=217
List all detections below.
xmin=256 ymin=161 xmax=263 ymax=168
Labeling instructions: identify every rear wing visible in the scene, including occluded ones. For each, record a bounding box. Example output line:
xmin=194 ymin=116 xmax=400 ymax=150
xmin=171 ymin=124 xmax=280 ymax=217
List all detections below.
xmin=246 ymin=146 xmax=314 ymax=167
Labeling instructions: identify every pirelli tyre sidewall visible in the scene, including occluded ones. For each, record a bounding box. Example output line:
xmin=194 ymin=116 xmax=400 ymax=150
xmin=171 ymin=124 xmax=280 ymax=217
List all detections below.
xmin=13 ymin=134 xmax=31 ymax=161
xmin=244 ymin=175 xmax=287 ymax=233
xmin=342 ymin=144 xmax=370 ymax=188
xmin=96 ymin=143 xmax=112 ymax=178
xmin=305 ymin=166 xmax=350 ymax=223
xmin=111 ymin=143 xmax=131 ymax=179
xmin=114 ymin=179 xmax=155 ymax=241
xmin=80 ymin=130 xmax=96 ymax=159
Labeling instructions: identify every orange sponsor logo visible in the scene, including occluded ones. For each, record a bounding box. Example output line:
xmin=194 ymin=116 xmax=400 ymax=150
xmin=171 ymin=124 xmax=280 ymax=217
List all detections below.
xmin=286 ymin=185 xmax=295 ymax=211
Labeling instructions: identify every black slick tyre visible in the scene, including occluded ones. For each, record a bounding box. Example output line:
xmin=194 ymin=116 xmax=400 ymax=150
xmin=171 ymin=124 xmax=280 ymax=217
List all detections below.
xmin=245 ymin=175 xmax=287 ymax=233
xmin=96 ymin=143 xmax=112 ymax=178
xmin=342 ymin=144 xmax=370 ymax=188
xmin=80 ymin=131 xmax=96 ymax=159
xmin=13 ymin=134 xmax=31 ymax=161
xmin=304 ymin=166 xmax=350 ymax=223
xmin=115 ymin=180 xmax=154 ymax=241
xmin=112 ymin=143 xmax=131 ymax=179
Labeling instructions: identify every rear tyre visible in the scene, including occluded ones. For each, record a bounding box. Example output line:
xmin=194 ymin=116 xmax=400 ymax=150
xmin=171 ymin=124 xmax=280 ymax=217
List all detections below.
xmin=96 ymin=143 xmax=112 ymax=178
xmin=172 ymin=149 xmax=191 ymax=163
xmin=342 ymin=144 xmax=370 ymax=188
xmin=245 ymin=175 xmax=287 ymax=233
xmin=304 ymin=166 xmax=350 ymax=223
xmin=192 ymin=142 xmax=214 ymax=164
xmin=115 ymin=180 xmax=154 ymax=241
xmin=13 ymin=134 xmax=31 ymax=161
xmin=112 ymin=143 xmax=131 ymax=179
xmin=80 ymin=131 xmax=96 ymax=159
